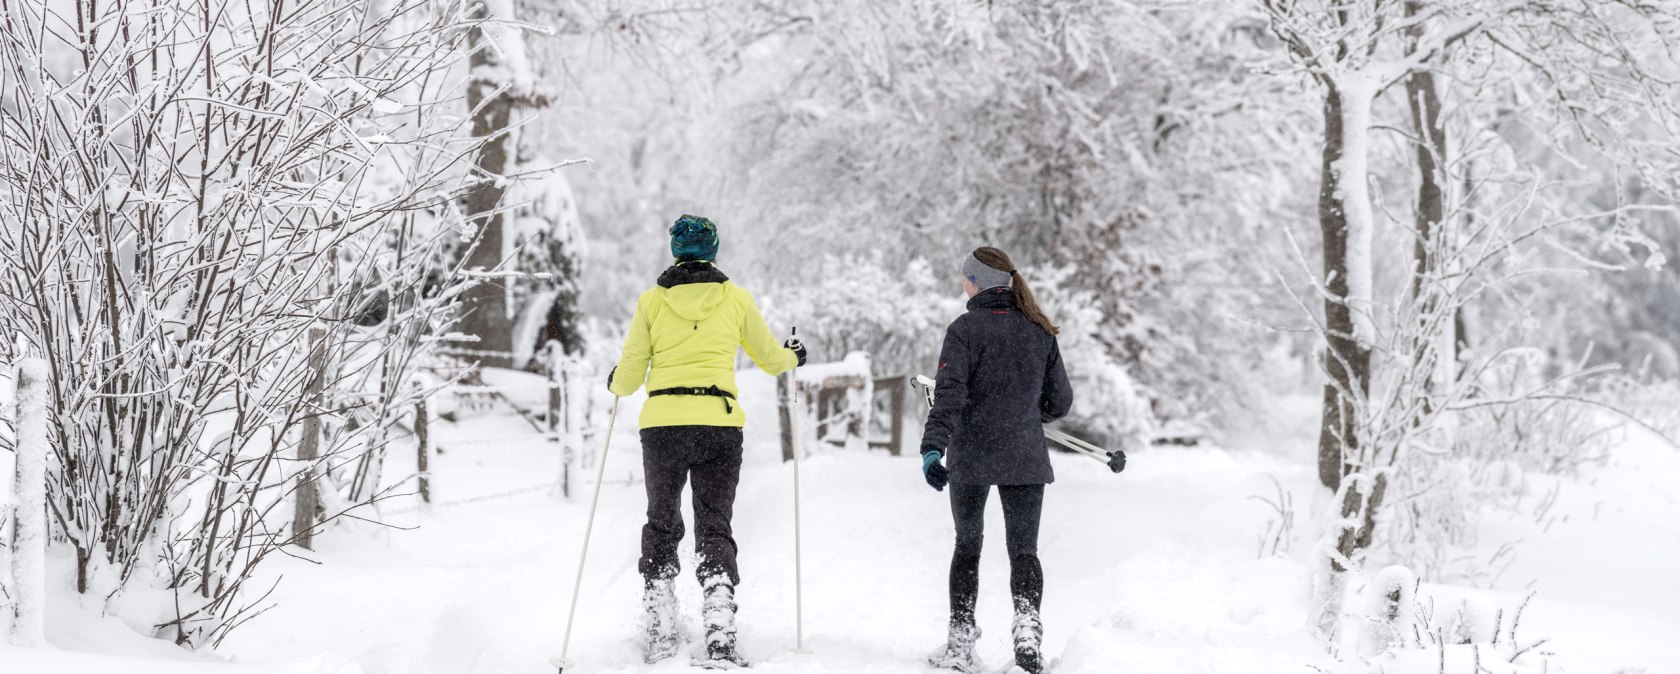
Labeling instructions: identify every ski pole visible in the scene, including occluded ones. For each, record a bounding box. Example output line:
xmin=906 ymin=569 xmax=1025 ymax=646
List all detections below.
xmin=788 ymin=327 xmax=807 ymax=653
xmin=911 ymin=374 xmax=1125 ymax=473
xmin=552 ymin=397 xmax=620 ymax=674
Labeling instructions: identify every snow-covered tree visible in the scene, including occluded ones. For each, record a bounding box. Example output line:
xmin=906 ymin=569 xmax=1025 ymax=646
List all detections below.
xmin=0 ymin=0 xmax=491 ymax=645
xmin=1262 ymin=0 xmax=1680 ymax=649
xmin=715 ymin=0 xmax=1319 ymax=435
xmin=457 ymin=0 xmax=549 ymax=368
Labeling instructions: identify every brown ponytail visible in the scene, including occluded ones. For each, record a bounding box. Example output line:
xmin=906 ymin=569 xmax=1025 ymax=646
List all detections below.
xmin=973 ymin=246 xmax=1059 ymax=336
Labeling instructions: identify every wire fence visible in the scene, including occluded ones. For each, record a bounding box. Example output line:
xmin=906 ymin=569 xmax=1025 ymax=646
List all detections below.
xmin=390 ymin=344 xmax=618 ymax=513
xmin=373 ymin=350 xmax=895 ymax=521
xmin=381 ymin=480 xmax=562 ymax=516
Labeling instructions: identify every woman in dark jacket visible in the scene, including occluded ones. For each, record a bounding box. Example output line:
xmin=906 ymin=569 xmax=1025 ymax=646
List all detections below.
xmin=921 ymin=246 xmax=1074 ymax=674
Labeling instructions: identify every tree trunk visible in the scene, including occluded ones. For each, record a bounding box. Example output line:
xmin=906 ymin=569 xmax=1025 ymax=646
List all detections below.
xmin=1455 ymin=161 xmax=1475 ymax=366
xmin=1315 ymin=83 xmax=1373 ymax=493
xmin=416 ymin=398 xmax=430 ymax=505
xmin=293 ymin=327 xmax=326 ymax=551
xmin=1334 ymin=472 xmax=1389 ymax=573
xmin=1407 ymin=0 xmax=1451 ymax=402
xmin=459 ymin=5 xmax=518 ymax=368
xmin=1406 ymin=73 xmax=1446 ymax=302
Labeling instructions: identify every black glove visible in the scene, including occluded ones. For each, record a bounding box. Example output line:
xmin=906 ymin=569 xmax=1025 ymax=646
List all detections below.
xmin=1107 ymin=449 xmax=1127 ymax=474
xmin=922 ymin=450 xmax=949 ymax=491
xmin=783 ymin=338 xmax=808 ymax=367
xmin=606 ymin=366 xmax=617 ymax=392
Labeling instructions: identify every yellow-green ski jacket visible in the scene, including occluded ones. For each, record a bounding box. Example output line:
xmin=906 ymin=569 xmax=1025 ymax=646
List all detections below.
xmin=609 ymin=263 xmax=798 ymax=428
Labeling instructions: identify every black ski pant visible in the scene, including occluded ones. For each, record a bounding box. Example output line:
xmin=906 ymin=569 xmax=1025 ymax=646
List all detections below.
xmin=639 ymin=426 xmax=744 ymax=586
xmin=948 ymin=483 xmax=1045 ymax=628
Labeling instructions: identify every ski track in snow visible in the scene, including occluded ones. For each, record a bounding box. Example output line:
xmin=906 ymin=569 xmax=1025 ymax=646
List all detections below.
xmin=6 ymin=369 xmax=1678 ymax=674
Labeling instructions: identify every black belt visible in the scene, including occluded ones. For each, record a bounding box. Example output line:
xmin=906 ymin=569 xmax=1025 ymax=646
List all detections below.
xmin=648 ymin=385 xmax=736 ymax=414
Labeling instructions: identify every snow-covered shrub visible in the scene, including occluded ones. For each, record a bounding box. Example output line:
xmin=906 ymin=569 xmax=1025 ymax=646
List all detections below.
xmin=1249 ymin=476 xmax=1297 ymax=559
xmin=1441 ymin=593 xmax=1500 ymax=646
xmin=1598 ymin=373 xmax=1680 ymax=444
xmin=1359 ymin=566 xmax=1417 ymax=657
xmin=504 ymin=153 xmax=588 ymax=366
xmin=1454 ymin=350 xmax=1616 ymax=476
xmin=1036 ymin=271 xmax=1156 ymax=444
xmin=0 ymin=0 xmax=484 ymax=646
xmin=1387 ymin=589 xmax=1553 ymax=672
xmin=768 ymin=255 xmax=964 ymax=377
xmin=1376 ymin=346 xmax=1627 ymax=585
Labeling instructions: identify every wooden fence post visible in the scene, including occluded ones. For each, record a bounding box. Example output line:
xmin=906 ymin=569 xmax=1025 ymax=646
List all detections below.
xmin=547 ymin=344 xmax=562 ymax=438
xmin=889 ymin=377 xmax=905 ymax=456
xmin=816 ymin=388 xmax=835 ymax=445
xmin=294 ymin=327 xmax=326 ymax=551
xmin=547 ymin=344 xmax=573 ymax=499
xmin=778 ymin=373 xmax=795 ymax=462
xmin=866 ymin=375 xmax=908 ymax=455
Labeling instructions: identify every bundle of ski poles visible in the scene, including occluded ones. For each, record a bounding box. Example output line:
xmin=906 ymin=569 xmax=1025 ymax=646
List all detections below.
xmin=912 ymin=375 xmax=1127 ymax=474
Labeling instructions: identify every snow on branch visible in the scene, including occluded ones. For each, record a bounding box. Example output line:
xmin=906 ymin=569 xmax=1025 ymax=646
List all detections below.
xmin=0 ymin=0 xmax=490 ymax=647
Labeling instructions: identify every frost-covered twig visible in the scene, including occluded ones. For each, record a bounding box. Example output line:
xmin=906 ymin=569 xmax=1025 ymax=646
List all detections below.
xmin=0 ymin=0 xmax=487 ymax=646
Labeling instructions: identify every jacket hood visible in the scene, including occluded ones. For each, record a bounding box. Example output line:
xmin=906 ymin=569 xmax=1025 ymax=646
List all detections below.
xmin=658 ymin=263 xmax=731 ymax=322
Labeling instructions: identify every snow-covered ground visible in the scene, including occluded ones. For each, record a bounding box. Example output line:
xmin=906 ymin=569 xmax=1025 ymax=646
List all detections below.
xmin=4 ymin=368 xmax=1677 ymax=673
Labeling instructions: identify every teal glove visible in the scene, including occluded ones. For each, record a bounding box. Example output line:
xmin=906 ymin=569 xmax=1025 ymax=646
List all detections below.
xmin=922 ymin=451 xmax=949 ymax=491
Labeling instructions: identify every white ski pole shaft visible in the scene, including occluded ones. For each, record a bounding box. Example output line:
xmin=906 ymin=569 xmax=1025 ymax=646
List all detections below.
xmin=1043 ymin=427 xmax=1104 ymax=459
xmin=556 ymin=397 xmax=619 ymax=673
xmin=789 ymin=328 xmax=806 ymax=652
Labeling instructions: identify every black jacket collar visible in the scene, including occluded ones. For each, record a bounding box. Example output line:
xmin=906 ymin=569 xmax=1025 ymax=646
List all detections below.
xmin=968 ymin=287 xmax=1015 ymax=311
xmin=657 ymin=262 xmax=730 ymax=288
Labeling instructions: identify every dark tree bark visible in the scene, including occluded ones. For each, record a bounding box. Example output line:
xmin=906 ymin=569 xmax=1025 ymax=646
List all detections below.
xmin=1406 ymin=0 xmax=1450 ymax=385
xmin=459 ymin=8 xmax=517 ymax=368
xmin=1455 ymin=161 xmax=1475 ymax=363
xmin=1407 ymin=81 xmax=1446 ymax=302
xmin=1315 ymin=83 xmax=1372 ymax=494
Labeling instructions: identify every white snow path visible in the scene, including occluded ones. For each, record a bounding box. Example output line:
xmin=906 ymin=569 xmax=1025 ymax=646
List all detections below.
xmin=8 ymin=374 xmax=1677 ymax=674
xmin=199 ymin=396 xmax=1328 ymax=674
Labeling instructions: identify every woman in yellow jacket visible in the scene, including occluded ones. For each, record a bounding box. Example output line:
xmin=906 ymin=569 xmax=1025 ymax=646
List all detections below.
xmin=608 ymin=215 xmax=805 ymax=669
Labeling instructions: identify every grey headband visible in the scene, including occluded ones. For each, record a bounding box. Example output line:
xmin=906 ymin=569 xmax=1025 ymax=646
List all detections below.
xmin=961 ymin=253 xmax=1013 ymax=291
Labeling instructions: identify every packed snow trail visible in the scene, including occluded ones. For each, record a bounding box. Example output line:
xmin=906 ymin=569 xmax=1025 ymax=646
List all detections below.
xmin=201 ymin=370 xmax=1327 ymax=674
xmin=218 ymin=452 xmax=1323 ymax=674
xmin=15 ymin=369 xmax=1679 ymax=673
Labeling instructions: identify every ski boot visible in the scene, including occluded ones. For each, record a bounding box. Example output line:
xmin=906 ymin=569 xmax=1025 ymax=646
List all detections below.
xmin=639 ymin=577 xmax=680 ymax=663
xmin=1011 ymin=601 xmax=1045 ymax=674
xmin=694 ymin=575 xmax=750 ymax=670
xmin=928 ymin=621 xmax=982 ymax=673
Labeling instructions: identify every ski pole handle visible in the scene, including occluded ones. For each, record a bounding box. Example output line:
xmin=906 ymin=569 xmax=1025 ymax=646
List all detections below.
xmin=913 ymin=374 xmax=936 ymax=409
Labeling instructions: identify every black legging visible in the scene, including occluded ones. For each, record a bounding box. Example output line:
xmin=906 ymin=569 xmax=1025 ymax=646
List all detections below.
xmin=948 ymin=484 xmax=1045 ymax=627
